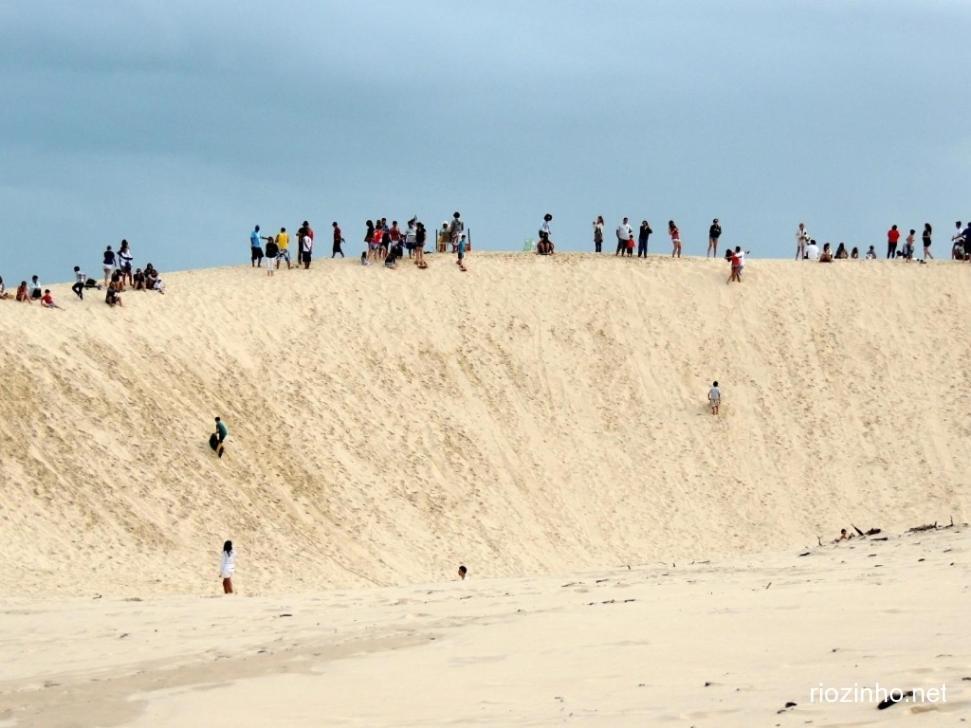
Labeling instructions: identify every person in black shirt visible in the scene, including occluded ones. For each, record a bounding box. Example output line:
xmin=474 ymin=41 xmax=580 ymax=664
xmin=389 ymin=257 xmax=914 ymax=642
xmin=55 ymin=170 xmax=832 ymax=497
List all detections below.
xmin=922 ymin=223 xmax=933 ymax=261
xmin=637 ymin=221 xmax=653 ymax=258
xmin=707 ymin=218 xmax=722 ymax=258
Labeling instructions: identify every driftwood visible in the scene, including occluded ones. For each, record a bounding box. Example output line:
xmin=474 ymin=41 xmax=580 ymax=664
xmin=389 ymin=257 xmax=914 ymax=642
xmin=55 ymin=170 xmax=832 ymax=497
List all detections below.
xmin=908 ymin=515 xmax=958 ymax=533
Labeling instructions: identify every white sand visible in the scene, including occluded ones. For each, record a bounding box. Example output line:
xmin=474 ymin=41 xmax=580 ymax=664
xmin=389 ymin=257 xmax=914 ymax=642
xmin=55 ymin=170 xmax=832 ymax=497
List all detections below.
xmin=0 ymin=253 xmax=968 ymax=724
xmin=0 ymin=526 xmax=967 ymax=726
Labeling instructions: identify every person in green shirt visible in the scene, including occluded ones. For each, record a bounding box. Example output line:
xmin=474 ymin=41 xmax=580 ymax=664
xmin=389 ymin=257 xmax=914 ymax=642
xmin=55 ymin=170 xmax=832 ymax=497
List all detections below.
xmin=214 ymin=417 xmax=228 ymax=458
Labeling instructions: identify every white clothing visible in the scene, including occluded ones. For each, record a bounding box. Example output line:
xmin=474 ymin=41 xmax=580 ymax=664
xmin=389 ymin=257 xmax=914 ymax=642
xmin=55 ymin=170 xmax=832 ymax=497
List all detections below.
xmin=220 ymin=549 xmax=236 ymax=578
xmin=616 ymin=223 xmax=632 ymax=241
xmin=540 ymin=221 xmax=551 ymax=236
xmin=709 ymin=386 xmax=721 ymax=403
xmin=797 ymin=227 xmax=810 ymax=244
xmin=805 ymin=243 xmax=820 ymax=261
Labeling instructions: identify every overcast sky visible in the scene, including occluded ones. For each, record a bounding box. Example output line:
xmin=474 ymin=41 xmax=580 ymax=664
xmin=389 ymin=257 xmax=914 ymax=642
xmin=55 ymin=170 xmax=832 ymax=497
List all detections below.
xmin=2 ymin=0 xmax=970 ymax=281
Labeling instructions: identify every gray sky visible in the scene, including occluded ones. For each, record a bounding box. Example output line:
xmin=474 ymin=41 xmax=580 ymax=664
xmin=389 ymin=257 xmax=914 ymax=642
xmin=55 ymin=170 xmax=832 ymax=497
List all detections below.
xmin=3 ymin=0 xmax=970 ymax=281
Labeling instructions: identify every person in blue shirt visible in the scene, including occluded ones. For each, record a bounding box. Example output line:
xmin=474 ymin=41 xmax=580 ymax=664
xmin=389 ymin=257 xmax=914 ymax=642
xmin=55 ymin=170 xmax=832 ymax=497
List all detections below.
xmin=250 ymin=225 xmax=264 ymax=267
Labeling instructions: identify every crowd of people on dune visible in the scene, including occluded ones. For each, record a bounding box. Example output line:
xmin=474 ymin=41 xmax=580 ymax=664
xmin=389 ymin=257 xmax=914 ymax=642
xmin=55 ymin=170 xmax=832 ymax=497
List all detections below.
xmin=0 ymin=239 xmax=166 ymax=309
xmin=248 ymin=213 xmax=472 ymax=274
xmin=4 ymin=215 xmax=969 ymax=308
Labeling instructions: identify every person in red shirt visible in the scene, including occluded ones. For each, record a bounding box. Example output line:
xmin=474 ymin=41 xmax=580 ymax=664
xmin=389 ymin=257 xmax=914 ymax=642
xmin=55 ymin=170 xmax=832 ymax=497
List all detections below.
xmin=669 ymin=220 xmax=682 ymax=258
xmin=887 ymin=225 xmax=900 ymax=259
xmin=727 ymin=251 xmax=742 ymax=283
xmin=40 ymin=289 xmax=62 ymax=309
xmin=332 ymin=222 xmax=344 ymax=258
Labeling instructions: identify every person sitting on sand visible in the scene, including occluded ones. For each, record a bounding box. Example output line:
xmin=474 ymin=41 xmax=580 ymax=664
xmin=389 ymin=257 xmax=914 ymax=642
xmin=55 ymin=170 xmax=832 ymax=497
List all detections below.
xmin=458 ymin=565 xmax=468 ymax=580
xmin=0 ymin=276 xmax=8 ymax=300
xmin=15 ymin=281 xmax=31 ymax=303
xmin=40 ymin=289 xmax=61 ymax=309
xmin=865 ymin=245 xmax=877 ymax=260
xmin=819 ymin=242 xmax=833 ymax=262
xmin=220 ymin=540 xmax=236 ymax=594
xmin=105 ymin=281 xmax=123 ymax=307
xmin=850 ymin=247 xmax=860 ymax=259
xmin=805 ymin=239 xmax=820 ymax=261
xmin=834 ymin=242 xmax=848 ymax=259
xmin=708 ymin=381 xmax=721 ymax=414
xmin=133 ymin=268 xmax=145 ymax=290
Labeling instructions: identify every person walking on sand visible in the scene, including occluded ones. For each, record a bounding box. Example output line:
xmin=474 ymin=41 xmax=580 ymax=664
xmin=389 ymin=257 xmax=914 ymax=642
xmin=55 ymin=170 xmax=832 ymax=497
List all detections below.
xmin=457 ymin=233 xmax=468 ymax=271
xmin=275 ymin=227 xmax=291 ymax=269
xmin=118 ymin=240 xmax=134 ymax=286
xmin=448 ymin=211 xmax=465 ymax=253
xmin=213 ymin=416 xmax=228 ymax=458
xmin=220 ymin=540 xmax=235 ymax=594
xmin=102 ymin=245 xmax=116 ymax=286
xmin=638 ymin=220 xmax=653 ymax=258
xmin=72 ymin=266 xmax=86 ymax=300
xmin=922 ymin=223 xmax=933 ymax=260
xmin=886 ymin=224 xmax=900 ymax=259
xmin=708 ymin=381 xmax=721 ymax=415
xmin=795 ymin=223 xmax=809 ymax=260
xmin=669 ymin=220 xmax=682 ymax=258
xmin=727 ymin=249 xmax=742 ymax=283
xmin=707 ymin=218 xmax=722 ymax=258
xmin=593 ymin=215 xmax=605 ymax=253
xmin=250 ymin=225 xmax=264 ymax=267
xmin=332 ymin=221 xmax=345 ymax=258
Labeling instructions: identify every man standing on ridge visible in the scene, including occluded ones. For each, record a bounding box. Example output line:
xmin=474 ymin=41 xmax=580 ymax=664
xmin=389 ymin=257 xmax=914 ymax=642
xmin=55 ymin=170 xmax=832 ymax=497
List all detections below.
xmin=332 ymin=222 xmax=344 ymax=258
xmin=616 ymin=217 xmax=633 ymax=256
xmin=250 ymin=225 xmax=264 ymax=267
xmin=795 ymin=222 xmax=810 ymax=260
xmin=275 ymin=227 xmax=290 ymax=269
xmin=886 ymin=224 xmax=900 ymax=259
xmin=707 ymin=218 xmax=722 ymax=258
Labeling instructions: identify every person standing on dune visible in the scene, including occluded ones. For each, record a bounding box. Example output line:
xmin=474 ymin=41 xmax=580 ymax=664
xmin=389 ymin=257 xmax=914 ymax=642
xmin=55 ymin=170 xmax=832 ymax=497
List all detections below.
xmin=250 ymin=225 xmax=264 ymax=268
xmin=615 ymin=217 xmax=632 ymax=256
xmin=708 ymin=381 xmax=721 ymax=415
xmin=332 ymin=221 xmax=344 ymax=258
xmin=795 ymin=223 xmax=809 ymax=260
xmin=707 ymin=218 xmax=722 ymax=258
xmin=220 ymin=540 xmax=235 ymax=594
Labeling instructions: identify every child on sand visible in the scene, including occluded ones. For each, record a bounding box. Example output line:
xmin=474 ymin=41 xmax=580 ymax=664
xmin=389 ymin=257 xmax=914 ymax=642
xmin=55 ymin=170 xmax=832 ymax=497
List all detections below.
xmin=40 ymin=289 xmax=61 ymax=309
xmin=457 ymin=233 xmax=468 ymax=271
xmin=220 ymin=540 xmax=235 ymax=594
xmin=458 ymin=565 xmax=468 ymax=580
xmin=708 ymin=381 xmax=721 ymax=414
xmin=727 ymin=250 xmax=742 ymax=283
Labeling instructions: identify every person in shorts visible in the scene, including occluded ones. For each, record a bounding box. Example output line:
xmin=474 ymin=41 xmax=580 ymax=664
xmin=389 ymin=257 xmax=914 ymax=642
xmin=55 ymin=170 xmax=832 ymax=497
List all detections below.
xmin=708 ymin=381 xmax=721 ymax=415
xmin=275 ymin=227 xmax=290 ymax=269
xmin=102 ymin=245 xmax=116 ymax=286
xmin=250 ymin=225 xmax=264 ymax=267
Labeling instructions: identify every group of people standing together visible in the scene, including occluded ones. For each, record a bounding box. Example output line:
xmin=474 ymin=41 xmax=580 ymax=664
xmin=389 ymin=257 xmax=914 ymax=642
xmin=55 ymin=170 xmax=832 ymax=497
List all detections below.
xmin=249 ymin=212 xmax=471 ymax=273
xmin=538 ymin=215 xmax=722 ymax=258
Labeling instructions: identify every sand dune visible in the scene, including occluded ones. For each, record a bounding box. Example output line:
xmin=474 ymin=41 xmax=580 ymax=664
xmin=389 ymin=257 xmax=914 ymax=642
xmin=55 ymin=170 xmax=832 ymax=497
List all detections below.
xmin=0 ymin=254 xmax=968 ymax=596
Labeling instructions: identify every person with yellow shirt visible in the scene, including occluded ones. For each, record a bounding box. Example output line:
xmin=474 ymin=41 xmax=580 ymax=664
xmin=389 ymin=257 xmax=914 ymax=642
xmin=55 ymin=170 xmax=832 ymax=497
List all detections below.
xmin=275 ymin=227 xmax=290 ymax=269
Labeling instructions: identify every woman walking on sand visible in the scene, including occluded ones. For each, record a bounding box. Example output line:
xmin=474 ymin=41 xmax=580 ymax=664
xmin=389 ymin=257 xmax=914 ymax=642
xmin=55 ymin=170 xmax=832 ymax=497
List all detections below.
xmin=220 ymin=540 xmax=235 ymax=594
xmin=669 ymin=220 xmax=682 ymax=258
xmin=922 ymin=223 xmax=934 ymax=260
xmin=593 ymin=216 xmax=604 ymax=253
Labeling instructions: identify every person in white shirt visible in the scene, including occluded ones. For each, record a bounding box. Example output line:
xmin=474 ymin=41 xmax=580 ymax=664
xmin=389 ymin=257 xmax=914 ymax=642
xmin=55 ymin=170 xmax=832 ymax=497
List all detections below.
xmin=796 ymin=223 xmax=810 ymax=260
xmin=805 ymin=239 xmax=820 ymax=261
xmin=72 ymin=266 xmax=86 ymax=300
xmin=615 ymin=217 xmax=632 ymax=256
xmin=220 ymin=540 xmax=236 ymax=594
xmin=708 ymin=381 xmax=721 ymax=415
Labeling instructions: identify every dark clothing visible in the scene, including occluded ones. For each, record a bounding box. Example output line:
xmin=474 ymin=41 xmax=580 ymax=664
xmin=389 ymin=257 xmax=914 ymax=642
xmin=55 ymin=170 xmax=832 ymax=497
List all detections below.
xmin=72 ymin=281 xmax=84 ymax=299
xmin=887 ymin=242 xmax=897 ymax=259
xmin=709 ymin=224 xmax=722 ymax=240
xmin=637 ymin=225 xmax=652 ymax=258
xmin=251 ymin=246 xmax=263 ymax=263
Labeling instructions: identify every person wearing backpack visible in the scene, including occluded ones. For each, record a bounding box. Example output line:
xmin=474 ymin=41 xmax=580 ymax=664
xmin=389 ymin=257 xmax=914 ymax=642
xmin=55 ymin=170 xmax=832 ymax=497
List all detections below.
xmin=593 ymin=216 xmax=604 ymax=252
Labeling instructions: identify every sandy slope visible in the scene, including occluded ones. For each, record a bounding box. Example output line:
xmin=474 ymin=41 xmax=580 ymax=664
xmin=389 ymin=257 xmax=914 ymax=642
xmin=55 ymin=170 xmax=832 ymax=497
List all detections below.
xmin=0 ymin=525 xmax=967 ymax=727
xmin=0 ymin=254 xmax=968 ymax=596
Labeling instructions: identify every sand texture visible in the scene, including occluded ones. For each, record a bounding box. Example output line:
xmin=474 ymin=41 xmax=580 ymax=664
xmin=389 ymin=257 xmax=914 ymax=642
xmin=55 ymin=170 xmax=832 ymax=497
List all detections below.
xmin=0 ymin=254 xmax=968 ymax=596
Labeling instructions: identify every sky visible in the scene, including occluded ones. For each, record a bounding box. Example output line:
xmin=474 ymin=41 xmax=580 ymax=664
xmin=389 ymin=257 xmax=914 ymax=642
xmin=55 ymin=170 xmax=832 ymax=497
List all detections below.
xmin=2 ymin=0 xmax=970 ymax=282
